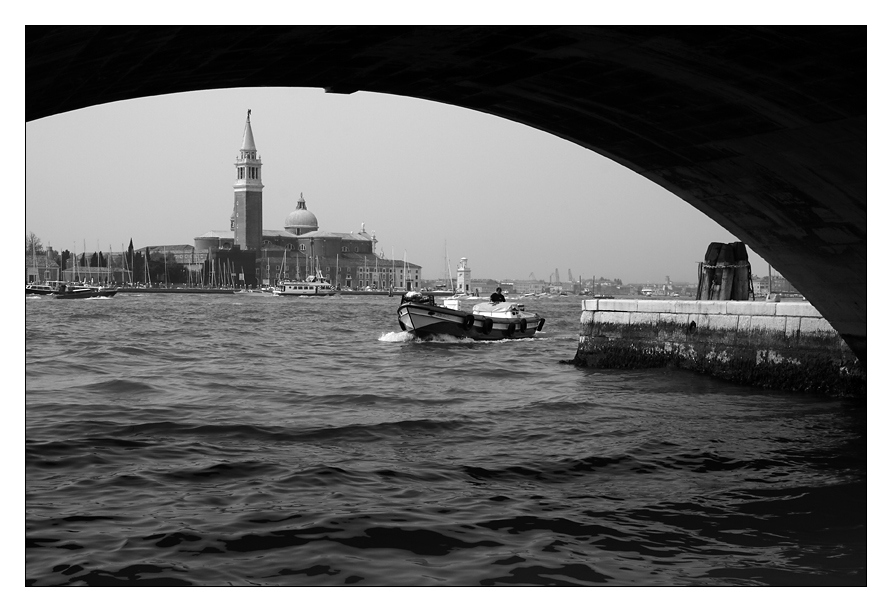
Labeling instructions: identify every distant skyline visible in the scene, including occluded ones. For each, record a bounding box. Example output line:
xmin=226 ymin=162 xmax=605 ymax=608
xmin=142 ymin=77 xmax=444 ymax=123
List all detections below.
xmin=26 ymin=87 xmax=769 ymax=285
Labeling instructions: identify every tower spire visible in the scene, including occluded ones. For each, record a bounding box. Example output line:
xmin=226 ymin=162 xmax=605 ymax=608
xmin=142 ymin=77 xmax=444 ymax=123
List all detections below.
xmin=241 ymin=109 xmax=256 ymax=152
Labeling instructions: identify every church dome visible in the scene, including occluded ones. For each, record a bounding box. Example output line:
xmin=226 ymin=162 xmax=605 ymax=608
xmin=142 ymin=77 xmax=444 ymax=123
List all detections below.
xmin=285 ymin=208 xmax=318 ymax=229
xmin=285 ymin=194 xmax=318 ymax=234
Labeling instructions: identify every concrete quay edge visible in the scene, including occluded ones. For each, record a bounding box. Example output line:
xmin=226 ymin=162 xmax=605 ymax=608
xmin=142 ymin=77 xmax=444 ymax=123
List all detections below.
xmin=581 ymin=299 xmax=821 ymax=318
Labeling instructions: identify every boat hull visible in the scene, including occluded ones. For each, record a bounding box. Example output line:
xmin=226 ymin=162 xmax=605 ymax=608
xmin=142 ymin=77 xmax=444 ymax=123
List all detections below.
xmin=397 ymin=301 xmax=544 ymax=340
xmin=274 ymin=289 xmax=338 ymax=297
xmin=54 ymin=288 xmax=118 ymax=299
xmin=25 ymin=286 xmax=56 ymax=295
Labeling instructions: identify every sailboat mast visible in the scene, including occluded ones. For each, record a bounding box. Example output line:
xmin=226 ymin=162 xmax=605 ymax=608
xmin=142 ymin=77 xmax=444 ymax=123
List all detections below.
xmin=444 ymin=241 xmax=448 ymax=290
xmin=122 ymin=244 xmax=129 ymax=285
xmin=30 ymin=237 xmax=36 ymax=283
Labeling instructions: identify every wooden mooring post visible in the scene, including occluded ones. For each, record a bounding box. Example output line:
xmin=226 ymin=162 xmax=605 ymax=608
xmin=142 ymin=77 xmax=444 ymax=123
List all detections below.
xmin=697 ymin=241 xmax=752 ymax=301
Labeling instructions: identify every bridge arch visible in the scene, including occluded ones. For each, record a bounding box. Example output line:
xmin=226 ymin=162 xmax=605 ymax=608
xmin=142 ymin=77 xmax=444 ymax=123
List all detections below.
xmin=26 ymin=26 xmax=866 ymax=360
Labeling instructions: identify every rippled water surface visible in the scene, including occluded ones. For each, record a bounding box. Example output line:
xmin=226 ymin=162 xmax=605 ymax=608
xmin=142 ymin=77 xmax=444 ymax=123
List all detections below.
xmin=25 ymin=293 xmax=866 ymax=586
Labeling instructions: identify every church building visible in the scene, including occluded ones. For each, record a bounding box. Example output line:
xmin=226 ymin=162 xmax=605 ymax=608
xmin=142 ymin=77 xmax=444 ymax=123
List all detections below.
xmin=194 ymin=111 xmax=422 ymax=290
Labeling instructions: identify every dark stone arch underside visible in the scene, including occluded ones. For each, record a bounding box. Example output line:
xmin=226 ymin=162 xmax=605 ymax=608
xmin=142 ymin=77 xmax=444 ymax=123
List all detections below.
xmin=26 ymin=26 xmax=867 ymax=361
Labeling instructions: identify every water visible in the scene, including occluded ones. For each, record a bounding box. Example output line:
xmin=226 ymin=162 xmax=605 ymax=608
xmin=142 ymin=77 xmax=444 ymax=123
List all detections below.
xmin=25 ymin=293 xmax=866 ymax=586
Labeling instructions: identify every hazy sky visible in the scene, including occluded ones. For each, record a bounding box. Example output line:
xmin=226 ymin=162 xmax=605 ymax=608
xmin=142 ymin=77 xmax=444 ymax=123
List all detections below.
xmin=26 ymin=86 xmax=769 ymax=285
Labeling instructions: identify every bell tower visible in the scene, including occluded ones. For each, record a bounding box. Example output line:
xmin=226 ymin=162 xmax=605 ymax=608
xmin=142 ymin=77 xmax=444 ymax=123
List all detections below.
xmin=233 ymin=110 xmax=263 ymax=252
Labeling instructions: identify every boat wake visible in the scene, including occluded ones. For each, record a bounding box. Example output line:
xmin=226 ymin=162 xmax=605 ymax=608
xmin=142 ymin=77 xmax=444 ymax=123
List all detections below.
xmin=378 ymin=330 xmax=540 ymax=344
xmin=411 ymin=334 xmax=476 ymax=344
xmin=377 ymin=331 xmax=476 ymax=343
xmin=378 ymin=330 xmax=418 ymax=342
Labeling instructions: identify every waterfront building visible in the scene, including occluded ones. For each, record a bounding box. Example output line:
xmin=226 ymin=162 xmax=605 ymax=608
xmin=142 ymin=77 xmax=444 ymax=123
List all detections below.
xmin=193 ymin=111 xmax=422 ymax=290
xmin=509 ymin=279 xmax=547 ymax=295
xmin=751 ymin=274 xmax=800 ymax=297
xmin=47 ymin=111 xmax=423 ymax=290
xmin=25 ymin=251 xmax=60 ymax=283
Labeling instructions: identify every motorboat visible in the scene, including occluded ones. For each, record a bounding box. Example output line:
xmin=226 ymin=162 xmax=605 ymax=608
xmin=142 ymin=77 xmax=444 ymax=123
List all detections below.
xmin=25 ymin=281 xmax=61 ymax=296
xmin=274 ymin=275 xmax=337 ymax=297
xmin=397 ymin=291 xmax=545 ymax=340
xmin=446 ymin=292 xmax=485 ymax=301
xmin=53 ymin=283 xmax=118 ymax=299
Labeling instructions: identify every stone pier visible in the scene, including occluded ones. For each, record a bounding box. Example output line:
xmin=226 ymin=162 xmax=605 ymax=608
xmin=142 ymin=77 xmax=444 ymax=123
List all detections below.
xmin=573 ymin=299 xmax=865 ymax=397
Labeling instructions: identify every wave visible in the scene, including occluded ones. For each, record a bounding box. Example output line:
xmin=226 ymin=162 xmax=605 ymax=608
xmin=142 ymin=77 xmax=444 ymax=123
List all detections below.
xmin=103 ymin=417 xmax=468 ymax=445
xmin=25 ymin=296 xmax=866 ymax=587
xmin=78 ymin=378 xmax=158 ymax=393
xmin=161 ymin=460 xmax=289 ymax=481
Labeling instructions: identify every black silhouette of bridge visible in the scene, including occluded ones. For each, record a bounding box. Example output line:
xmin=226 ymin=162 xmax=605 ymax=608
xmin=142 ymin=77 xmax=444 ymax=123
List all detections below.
xmin=26 ymin=26 xmax=866 ymax=361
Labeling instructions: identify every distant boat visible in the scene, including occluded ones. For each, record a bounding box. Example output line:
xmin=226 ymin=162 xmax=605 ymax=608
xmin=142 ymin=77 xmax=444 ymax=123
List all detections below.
xmin=446 ymin=292 xmax=485 ymax=301
xmin=53 ymin=282 xmax=117 ymax=299
xmin=25 ymin=282 xmax=59 ymax=296
xmin=274 ymin=276 xmax=337 ymax=297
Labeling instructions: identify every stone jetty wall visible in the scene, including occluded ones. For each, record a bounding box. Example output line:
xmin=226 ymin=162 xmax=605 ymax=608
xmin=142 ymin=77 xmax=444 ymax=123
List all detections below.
xmin=573 ymin=299 xmax=865 ymax=397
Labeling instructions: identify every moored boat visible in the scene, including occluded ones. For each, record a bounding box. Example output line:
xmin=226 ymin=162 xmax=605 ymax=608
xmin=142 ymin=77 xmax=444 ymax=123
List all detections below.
xmin=25 ymin=281 xmax=60 ymax=296
xmin=273 ymin=275 xmax=337 ymax=297
xmin=53 ymin=283 xmax=118 ymax=299
xmin=397 ymin=291 xmax=545 ymax=340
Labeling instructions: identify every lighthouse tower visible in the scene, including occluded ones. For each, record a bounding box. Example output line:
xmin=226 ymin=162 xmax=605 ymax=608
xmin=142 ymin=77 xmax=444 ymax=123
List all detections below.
xmin=456 ymin=257 xmax=471 ymax=294
xmin=232 ymin=110 xmax=263 ymax=252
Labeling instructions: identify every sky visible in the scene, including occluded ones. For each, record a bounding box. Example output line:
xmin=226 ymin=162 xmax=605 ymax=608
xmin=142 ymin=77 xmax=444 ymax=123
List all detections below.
xmin=25 ymin=85 xmax=770 ymax=285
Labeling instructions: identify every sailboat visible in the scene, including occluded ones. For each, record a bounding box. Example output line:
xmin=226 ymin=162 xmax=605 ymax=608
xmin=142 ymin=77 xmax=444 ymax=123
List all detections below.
xmin=25 ymin=239 xmax=56 ymax=294
xmin=445 ymin=244 xmax=455 ymax=294
xmin=55 ymin=245 xmax=117 ymax=299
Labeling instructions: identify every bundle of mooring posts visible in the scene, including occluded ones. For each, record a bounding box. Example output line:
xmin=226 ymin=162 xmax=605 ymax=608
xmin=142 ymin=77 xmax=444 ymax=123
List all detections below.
xmin=697 ymin=242 xmax=753 ymax=301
